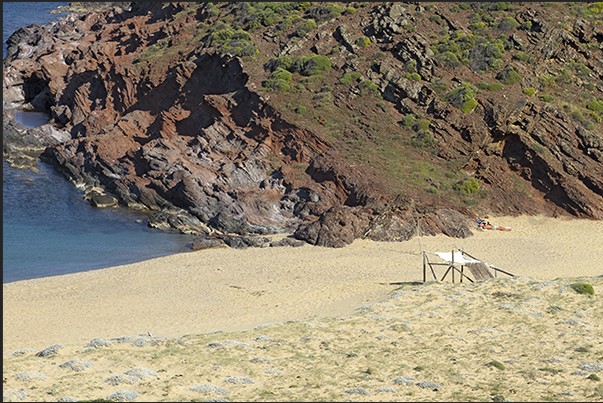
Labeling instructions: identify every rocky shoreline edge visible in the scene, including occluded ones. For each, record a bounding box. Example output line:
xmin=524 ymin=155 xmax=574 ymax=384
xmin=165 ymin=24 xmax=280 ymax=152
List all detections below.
xmin=4 ymin=2 xmax=603 ymax=252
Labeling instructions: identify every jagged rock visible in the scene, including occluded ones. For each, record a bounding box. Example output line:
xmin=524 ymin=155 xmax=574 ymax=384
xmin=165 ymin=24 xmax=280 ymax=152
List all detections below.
xmin=4 ymin=154 xmax=39 ymax=171
xmin=148 ymin=210 xmax=212 ymax=235
xmin=294 ymin=206 xmax=370 ymax=248
xmin=85 ymin=189 xmax=118 ymax=208
xmin=222 ymin=235 xmax=271 ymax=249
xmin=269 ymin=237 xmax=305 ymax=247
xmin=191 ymin=237 xmax=225 ymax=250
xmin=3 ymin=111 xmax=71 ymax=159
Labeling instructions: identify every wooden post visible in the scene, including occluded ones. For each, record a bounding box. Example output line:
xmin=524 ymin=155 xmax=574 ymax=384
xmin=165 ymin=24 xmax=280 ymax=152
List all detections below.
xmin=451 ymin=249 xmax=455 ymax=283
xmin=461 ymin=265 xmax=464 ymax=283
xmin=423 ymin=251 xmax=426 ymax=283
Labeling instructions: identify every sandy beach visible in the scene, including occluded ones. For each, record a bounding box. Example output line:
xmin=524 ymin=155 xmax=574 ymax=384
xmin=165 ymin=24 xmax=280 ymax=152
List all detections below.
xmin=3 ymin=214 xmax=603 ymax=402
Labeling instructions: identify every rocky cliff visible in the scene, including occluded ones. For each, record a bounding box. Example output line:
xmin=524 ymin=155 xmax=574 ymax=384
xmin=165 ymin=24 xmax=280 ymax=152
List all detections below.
xmin=3 ymin=2 xmax=603 ymax=247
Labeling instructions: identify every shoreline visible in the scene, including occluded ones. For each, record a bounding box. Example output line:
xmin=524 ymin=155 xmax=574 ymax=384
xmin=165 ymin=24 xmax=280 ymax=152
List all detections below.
xmin=4 ymin=214 xmax=603 ymax=357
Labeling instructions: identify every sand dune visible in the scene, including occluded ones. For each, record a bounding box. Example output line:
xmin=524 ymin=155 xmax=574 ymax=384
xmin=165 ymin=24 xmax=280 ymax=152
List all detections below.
xmin=3 ymin=215 xmax=603 ymax=401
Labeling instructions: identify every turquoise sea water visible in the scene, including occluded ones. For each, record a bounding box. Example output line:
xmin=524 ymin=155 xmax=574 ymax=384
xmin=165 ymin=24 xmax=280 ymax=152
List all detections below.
xmin=3 ymin=2 xmax=197 ymax=283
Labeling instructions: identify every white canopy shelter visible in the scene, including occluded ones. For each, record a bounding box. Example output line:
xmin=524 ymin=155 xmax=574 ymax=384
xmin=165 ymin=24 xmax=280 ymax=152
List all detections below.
xmin=422 ymin=249 xmax=515 ymax=283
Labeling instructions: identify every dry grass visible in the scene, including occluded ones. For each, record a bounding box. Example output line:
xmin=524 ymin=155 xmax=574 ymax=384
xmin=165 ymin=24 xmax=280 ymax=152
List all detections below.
xmin=4 ymin=275 xmax=602 ymax=402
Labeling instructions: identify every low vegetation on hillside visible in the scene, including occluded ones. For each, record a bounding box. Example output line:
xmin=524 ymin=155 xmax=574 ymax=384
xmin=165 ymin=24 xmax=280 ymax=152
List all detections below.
xmin=125 ymin=1 xmax=603 ymax=215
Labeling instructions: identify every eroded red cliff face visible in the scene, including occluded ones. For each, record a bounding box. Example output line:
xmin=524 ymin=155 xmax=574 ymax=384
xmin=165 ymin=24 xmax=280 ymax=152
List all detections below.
xmin=3 ymin=2 xmax=602 ymax=247
xmin=3 ymin=3 xmax=390 ymax=239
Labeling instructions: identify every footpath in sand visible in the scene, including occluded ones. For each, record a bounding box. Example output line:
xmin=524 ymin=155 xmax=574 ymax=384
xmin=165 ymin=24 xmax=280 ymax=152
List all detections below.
xmin=3 ymin=215 xmax=603 ymax=401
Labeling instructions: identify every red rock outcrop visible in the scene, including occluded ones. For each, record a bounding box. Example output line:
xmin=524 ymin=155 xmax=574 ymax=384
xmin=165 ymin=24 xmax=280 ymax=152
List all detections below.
xmin=3 ymin=2 xmax=602 ymax=247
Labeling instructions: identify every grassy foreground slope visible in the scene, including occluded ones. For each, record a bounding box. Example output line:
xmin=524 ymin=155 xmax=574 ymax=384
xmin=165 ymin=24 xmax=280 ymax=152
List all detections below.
xmin=3 ymin=275 xmax=602 ymax=402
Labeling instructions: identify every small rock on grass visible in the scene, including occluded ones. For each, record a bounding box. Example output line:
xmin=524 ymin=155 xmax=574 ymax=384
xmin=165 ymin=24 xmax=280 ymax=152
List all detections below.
xmin=59 ymin=358 xmax=93 ymax=372
xmin=124 ymin=367 xmax=158 ymax=380
xmin=189 ymin=384 xmax=229 ymax=395
xmin=14 ymin=371 xmax=47 ymax=382
xmin=104 ymin=374 xmax=138 ymax=386
xmin=416 ymin=381 xmax=443 ymax=391
xmin=223 ymin=376 xmax=254 ymax=384
xmin=106 ymin=389 xmax=140 ymax=402
xmin=392 ymin=375 xmax=414 ymax=386
xmin=344 ymin=387 xmax=370 ymax=395
xmin=36 ymin=344 xmax=64 ymax=357
xmin=3 ymin=389 xmax=27 ymax=402
xmin=9 ymin=348 xmax=37 ymax=357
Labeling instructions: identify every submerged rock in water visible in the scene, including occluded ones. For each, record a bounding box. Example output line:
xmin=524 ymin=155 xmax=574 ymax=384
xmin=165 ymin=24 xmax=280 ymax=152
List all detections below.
xmin=85 ymin=189 xmax=118 ymax=208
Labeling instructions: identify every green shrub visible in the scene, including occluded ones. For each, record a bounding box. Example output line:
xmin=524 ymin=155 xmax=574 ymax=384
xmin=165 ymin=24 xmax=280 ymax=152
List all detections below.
xmin=476 ymin=82 xmax=490 ymax=90
xmin=454 ymin=177 xmax=479 ymax=195
xmin=355 ymin=36 xmax=370 ymax=48
xmin=405 ymin=59 xmax=417 ymax=72
xmin=414 ymin=119 xmax=431 ymax=132
xmin=290 ymin=54 xmax=332 ymax=76
xmin=205 ymin=27 xmax=258 ymax=58
xmin=469 ymin=22 xmax=486 ymax=30
xmin=338 ymin=71 xmax=361 ymax=85
xmin=469 ymin=43 xmax=504 ymax=72
xmin=586 ymin=100 xmax=603 ymax=111
xmin=489 ymin=360 xmax=506 ymax=370
xmin=584 ymin=82 xmax=597 ymax=91
xmin=540 ymin=94 xmax=554 ymax=102
xmin=461 ymin=98 xmax=478 ymax=113
xmin=406 ymin=72 xmax=422 ymax=81
xmin=482 ymin=13 xmax=494 ymax=23
xmin=570 ymin=111 xmax=585 ymax=121
xmin=588 ymin=2 xmax=603 ymax=14
xmin=410 ymin=130 xmax=437 ymax=148
xmin=588 ymin=374 xmax=601 ymax=381
xmin=496 ymin=66 xmax=522 ymax=85
xmin=264 ymin=56 xmax=292 ymax=72
xmin=207 ymin=27 xmax=236 ymax=45
xmin=402 ymin=114 xmax=416 ymax=128
xmin=521 ymin=21 xmax=533 ymax=30
xmin=488 ymin=82 xmax=504 ymax=91
xmin=538 ymin=74 xmax=557 ymax=91
xmin=498 ymin=16 xmax=520 ymax=31
xmin=497 ymin=2 xmax=514 ymax=11
xmin=556 ymin=68 xmax=573 ymax=85
xmin=591 ymin=112 xmax=602 ymax=123
xmin=431 ymin=79 xmax=448 ymax=94
xmin=294 ymin=105 xmax=307 ymax=114
xmin=409 ymin=119 xmax=437 ymax=147
xmin=345 ymin=6 xmax=356 ymax=15
xmin=263 ymin=78 xmax=290 ymax=92
xmin=523 ymin=87 xmax=536 ymax=96
xmin=295 ymin=19 xmax=317 ymax=37
xmin=437 ymin=51 xmax=461 ymax=68
xmin=358 ymin=80 xmax=380 ymax=97
xmin=270 ymin=67 xmax=292 ymax=82
xmin=513 ymin=52 xmax=534 ymax=63
xmin=446 ymin=84 xmax=479 ymax=113
xmin=570 ymin=282 xmax=594 ymax=295
xmin=308 ymin=3 xmax=342 ymax=22
xmin=569 ymin=61 xmax=591 ymax=76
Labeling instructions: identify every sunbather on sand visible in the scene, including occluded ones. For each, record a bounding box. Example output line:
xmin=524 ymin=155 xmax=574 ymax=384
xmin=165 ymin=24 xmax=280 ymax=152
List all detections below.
xmin=477 ymin=219 xmax=512 ymax=231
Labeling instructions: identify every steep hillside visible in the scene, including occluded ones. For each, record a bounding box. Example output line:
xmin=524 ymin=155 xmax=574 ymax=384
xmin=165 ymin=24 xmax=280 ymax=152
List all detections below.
xmin=3 ymin=2 xmax=603 ymax=247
